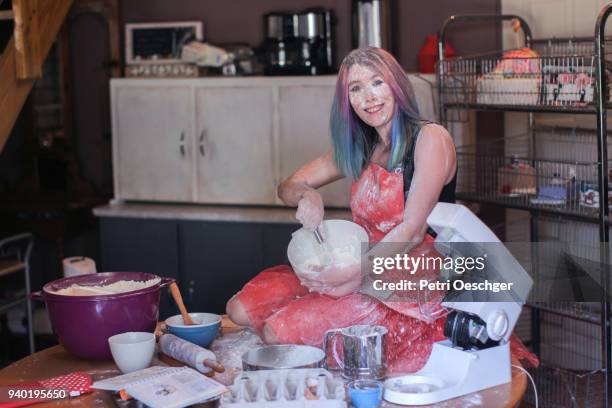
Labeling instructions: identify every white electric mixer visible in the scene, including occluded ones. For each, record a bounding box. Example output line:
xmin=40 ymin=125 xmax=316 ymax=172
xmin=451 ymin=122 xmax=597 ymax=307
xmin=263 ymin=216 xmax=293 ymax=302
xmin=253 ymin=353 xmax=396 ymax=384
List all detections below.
xmin=383 ymin=203 xmax=534 ymax=405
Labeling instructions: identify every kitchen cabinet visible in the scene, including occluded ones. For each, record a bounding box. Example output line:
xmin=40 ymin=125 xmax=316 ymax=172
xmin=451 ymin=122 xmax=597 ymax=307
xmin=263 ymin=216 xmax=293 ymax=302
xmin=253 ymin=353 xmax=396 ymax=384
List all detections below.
xmin=194 ymin=86 xmax=276 ymax=204
xmin=110 ymin=77 xmax=348 ymax=207
xmin=179 ymin=221 xmax=264 ymax=314
xmin=99 ymin=217 xmax=180 ymax=319
xmin=262 ymin=223 xmax=299 ymax=268
xmin=98 ymin=214 xmax=303 ymax=316
xmin=110 ymin=76 xmax=437 ymax=207
xmin=278 ymin=85 xmax=352 ymax=207
xmin=112 ymin=85 xmax=194 ymax=202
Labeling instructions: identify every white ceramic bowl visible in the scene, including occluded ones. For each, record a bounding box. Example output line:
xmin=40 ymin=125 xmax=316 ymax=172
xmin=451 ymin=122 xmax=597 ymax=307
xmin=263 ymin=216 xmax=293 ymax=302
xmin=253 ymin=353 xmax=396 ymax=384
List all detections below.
xmin=108 ymin=331 xmax=155 ymax=373
xmin=287 ymin=219 xmax=368 ymax=278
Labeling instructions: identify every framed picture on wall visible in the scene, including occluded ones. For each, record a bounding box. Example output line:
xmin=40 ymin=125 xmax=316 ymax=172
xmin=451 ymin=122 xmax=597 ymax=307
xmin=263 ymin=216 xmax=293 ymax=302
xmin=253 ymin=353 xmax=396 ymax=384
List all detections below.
xmin=125 ymin=21 xmax=204 ymax=64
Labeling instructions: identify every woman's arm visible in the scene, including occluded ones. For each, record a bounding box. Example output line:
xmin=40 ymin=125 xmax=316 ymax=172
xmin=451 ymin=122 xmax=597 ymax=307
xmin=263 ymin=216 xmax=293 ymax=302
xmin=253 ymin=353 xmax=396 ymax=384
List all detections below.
xmin=373 ymin=123 xmax=456 ymax=249
xmin=277 ymin=149 xmax=344 ymax=206
xmin=278 ymin=149 xmax=344 ymax=231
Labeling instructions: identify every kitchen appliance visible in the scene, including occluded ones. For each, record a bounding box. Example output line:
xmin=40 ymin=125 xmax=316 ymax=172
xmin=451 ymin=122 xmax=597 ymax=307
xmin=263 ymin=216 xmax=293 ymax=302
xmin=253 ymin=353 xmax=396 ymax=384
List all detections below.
xmin=125 ymin=21 xmax=203 ymax=65
xmin=352 ymin=0 xmax=391 ymax=49
xmin=324 ymin=325 xmax=387 ymax=380
xmin=125 ymin=21 xmax=204 ymax=78
xmin=382 ymin=203 xmax=533 ymax=405
xmin=31 ymin=272 xmax=173 ymax=360
xmin=262 ymin=9 xmax=334 ymax=75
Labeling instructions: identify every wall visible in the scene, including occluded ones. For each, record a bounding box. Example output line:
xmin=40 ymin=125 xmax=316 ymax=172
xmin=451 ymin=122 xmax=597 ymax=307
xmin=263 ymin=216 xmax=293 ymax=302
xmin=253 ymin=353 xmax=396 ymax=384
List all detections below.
xmin=502 ymin=0 xmax=611 ymax=39
xmin=120 ymin=0 xmax=501 ymax=70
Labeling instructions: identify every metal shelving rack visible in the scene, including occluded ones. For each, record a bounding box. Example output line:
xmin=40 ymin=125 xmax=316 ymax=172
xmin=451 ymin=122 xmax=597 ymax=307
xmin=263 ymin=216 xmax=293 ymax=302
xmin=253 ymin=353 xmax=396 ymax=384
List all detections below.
xmin=437 ymin=7 xmax=612 ymax=407
xmin=0 ymin=233 xmax=34 ymax=355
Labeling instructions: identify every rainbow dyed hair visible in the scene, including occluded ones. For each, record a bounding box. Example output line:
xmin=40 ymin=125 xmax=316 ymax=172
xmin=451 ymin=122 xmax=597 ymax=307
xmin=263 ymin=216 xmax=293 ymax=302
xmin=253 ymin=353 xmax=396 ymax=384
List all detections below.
xmin=330 ymin=47 xmax=423 ymax=179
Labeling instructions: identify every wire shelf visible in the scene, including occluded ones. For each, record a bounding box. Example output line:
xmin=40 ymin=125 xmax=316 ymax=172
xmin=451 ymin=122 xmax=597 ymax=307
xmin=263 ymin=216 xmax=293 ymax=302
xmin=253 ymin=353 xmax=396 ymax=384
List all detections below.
xmin=521 ymin=307 xmax=604 ymax=408
xmin=524 ymin=365 xmax=605 ymax=408
xmin=440 ymin=38 xmax=612 ymax=111
xmin=456 ymin=127 xmax=612 ymax=220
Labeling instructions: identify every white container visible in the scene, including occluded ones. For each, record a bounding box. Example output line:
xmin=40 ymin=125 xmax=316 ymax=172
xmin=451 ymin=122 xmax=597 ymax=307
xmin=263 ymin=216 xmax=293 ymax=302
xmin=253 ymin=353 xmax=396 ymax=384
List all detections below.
xmin=287 ymin=219 xmax=368 ymax=279
xmin=108 ymin=332 xmax=155 ymax=373
xmin=62 ymin=256 xmax=97 ymax=278
xmin=220 ymin=368 xmax=346 ymax=407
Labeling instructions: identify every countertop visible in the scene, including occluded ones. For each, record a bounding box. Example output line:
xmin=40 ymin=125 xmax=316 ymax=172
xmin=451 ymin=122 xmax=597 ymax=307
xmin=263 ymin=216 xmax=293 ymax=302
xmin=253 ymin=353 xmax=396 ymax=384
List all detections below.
xmin=93 ymin=202 xmax=352 ymax=224
xmin=0 ymin=345 xmax=528 ymax=408
xmin=0 ymin=317 xmax=527 ymax=408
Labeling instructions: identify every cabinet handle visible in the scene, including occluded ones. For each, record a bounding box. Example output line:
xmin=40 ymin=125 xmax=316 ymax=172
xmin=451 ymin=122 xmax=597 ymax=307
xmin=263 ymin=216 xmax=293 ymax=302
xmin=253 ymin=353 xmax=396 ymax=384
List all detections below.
xmin=199 ymin=130 xmax=206 ymax=157
xmin=188 ymin=280 xmax=195 ymax=298
xmin=179 ymin=131 xmax=186 ymax=156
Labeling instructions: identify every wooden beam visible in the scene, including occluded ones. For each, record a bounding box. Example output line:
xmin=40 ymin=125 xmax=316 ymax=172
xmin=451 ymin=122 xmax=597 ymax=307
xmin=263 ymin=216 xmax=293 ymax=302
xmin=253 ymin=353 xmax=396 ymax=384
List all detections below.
xmin=36 ymin=0 xmax=74 ymax=62
xmin=12 ymin=0 xmax=41 ymax=79
xmin=0 ymin=38 xmax=35 ymax=152
xmin=0 ymin=0 xmax=74 ymax=151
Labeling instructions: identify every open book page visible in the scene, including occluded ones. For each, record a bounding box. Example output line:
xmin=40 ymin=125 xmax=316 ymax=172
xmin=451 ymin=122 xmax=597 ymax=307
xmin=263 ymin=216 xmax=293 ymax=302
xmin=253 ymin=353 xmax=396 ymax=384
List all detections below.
xmin=126 ymin=367 xmax=227 ymax=408
xmin=91 ymin=366 xmax=168 ymax=391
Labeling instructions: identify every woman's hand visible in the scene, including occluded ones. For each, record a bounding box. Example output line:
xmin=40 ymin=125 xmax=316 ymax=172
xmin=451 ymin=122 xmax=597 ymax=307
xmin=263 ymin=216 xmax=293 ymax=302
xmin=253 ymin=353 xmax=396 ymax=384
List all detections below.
xmin=296 ymin=262 xmax=362 ymax=297
xmin=296 ymin=190 xmax=324 ymax=231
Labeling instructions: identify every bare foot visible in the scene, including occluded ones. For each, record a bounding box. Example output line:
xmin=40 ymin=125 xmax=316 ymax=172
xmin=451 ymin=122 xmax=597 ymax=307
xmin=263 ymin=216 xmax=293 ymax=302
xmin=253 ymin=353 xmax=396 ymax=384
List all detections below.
xmin=262 ymin=323 xmax=279 ymax=344
xmin=226 ymin=294 xmax=251 ymax=326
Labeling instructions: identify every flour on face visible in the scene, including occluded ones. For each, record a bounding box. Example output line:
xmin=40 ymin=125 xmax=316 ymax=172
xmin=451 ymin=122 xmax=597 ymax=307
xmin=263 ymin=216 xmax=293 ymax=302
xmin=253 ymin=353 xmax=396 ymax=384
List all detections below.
xmin=347 ymin=64 xmax=395 ymax=135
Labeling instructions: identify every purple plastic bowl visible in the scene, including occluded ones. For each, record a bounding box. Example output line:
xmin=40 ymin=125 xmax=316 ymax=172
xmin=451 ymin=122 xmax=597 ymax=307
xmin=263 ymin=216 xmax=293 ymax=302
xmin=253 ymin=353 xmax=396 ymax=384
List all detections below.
xmin=31 ymin=272 xmax=173 ymax=360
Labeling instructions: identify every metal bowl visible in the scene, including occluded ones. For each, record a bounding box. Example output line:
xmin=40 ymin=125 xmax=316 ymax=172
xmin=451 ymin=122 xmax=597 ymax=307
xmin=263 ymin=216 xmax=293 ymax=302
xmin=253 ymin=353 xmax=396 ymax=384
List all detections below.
xmin=242 ymin=344 xmax=325 ymax=371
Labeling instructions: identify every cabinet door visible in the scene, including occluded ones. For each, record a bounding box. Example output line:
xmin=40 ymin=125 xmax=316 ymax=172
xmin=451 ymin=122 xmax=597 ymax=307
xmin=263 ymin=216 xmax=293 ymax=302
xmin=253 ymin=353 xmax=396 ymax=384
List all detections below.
xmin=262 ymin=223 xmax=299 ymax=269
xmin=113 ymin=85 xmax=194 ymax=202
xmin=179 ymin=221 xmax=264 ymax=314
xmin=195 ymin=87 xmax=276 ymax=204
xmin=278 ymin=85 xmax=352 ymax=207
xmin=99 ymin=218 xmax=179 ymax=319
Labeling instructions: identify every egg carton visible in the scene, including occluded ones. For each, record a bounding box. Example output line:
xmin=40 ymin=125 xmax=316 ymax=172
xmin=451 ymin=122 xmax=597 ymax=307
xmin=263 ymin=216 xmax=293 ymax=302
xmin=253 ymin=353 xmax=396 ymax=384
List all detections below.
xmin=220 ymin=368 xmax=346 ymax=408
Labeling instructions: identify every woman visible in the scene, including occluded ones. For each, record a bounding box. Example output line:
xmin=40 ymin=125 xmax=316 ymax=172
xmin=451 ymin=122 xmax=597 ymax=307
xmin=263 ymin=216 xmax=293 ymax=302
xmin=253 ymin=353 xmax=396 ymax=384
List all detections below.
xmin=227 ymin=47 xmax=537 ymax=372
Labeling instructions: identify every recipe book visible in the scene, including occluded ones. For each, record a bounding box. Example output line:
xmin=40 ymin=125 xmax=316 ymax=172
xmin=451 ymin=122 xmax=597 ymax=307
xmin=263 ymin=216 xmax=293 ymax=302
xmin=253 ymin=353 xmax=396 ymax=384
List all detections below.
xmin=92 ymin=366 xmax=227 ymax=408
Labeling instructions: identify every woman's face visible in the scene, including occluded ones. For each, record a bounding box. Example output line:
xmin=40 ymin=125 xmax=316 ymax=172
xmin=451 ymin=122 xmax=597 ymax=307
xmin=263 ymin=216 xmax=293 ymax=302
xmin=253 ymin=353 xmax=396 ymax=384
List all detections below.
xmin=347 ymin=64 xmax=395 ymax=131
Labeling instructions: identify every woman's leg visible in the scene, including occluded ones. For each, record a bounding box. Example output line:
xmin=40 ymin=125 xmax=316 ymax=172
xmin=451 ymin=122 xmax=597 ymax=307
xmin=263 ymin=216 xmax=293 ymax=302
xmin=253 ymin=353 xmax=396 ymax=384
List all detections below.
xmin=262 ymin=293 xmax=446 ymax=374
xmin=226 ymin=265 xmax=308 ymax=333
xmin=261 ymin=293 xmax=384 ymax=346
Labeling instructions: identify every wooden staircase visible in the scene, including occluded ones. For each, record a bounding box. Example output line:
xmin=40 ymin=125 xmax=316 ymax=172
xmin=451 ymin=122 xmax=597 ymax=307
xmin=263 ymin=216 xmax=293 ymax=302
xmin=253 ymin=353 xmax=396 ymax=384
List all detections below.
xmin=0 ymin=0 xmax=74 ymax=153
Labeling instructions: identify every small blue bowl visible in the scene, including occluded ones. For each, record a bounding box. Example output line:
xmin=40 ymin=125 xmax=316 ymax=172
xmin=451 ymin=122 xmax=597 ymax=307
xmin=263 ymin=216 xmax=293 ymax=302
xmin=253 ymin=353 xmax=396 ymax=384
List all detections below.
xmin=165 ymin=313 xmax=221 ymax=347
xmin=348 ymin=379 xmax=383 ymax=408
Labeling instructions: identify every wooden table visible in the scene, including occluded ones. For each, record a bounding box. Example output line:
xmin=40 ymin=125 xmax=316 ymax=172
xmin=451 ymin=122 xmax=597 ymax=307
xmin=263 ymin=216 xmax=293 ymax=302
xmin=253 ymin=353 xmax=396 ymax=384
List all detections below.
xmin=0 ymin=321 xmax=527 ymax=407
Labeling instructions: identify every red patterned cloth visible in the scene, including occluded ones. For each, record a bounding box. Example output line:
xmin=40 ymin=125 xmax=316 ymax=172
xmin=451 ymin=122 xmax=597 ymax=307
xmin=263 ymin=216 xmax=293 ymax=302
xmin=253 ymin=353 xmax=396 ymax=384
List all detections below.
xmin=0 ymin=372 xmax=92 ymax=408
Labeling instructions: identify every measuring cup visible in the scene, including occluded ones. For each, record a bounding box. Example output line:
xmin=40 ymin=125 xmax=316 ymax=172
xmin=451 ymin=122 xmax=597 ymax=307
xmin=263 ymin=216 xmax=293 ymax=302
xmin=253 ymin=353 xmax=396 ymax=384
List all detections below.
xmin=324 ymin=325 xmax=388 ymax=380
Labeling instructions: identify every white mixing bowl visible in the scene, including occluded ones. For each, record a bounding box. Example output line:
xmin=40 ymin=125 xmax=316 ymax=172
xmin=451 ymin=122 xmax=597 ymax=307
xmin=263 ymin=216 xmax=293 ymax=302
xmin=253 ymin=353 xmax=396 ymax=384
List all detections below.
xmin=108 ymin=331 xmax=155 ymax=373
xmin=287 ymin=219 xmax=369 ymax=278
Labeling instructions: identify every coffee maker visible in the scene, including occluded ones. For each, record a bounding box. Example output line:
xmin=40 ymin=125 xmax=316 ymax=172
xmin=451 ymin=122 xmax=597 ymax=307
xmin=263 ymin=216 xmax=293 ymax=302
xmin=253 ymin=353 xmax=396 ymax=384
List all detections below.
xmin=261 ymin=8 xmax=335 ymax=75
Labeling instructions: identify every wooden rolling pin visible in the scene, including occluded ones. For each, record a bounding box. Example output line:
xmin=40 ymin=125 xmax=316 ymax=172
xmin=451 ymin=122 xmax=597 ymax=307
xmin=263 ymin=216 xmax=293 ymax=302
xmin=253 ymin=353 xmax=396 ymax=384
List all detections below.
xmin=159 ymin=333 xmax=225 ymax=375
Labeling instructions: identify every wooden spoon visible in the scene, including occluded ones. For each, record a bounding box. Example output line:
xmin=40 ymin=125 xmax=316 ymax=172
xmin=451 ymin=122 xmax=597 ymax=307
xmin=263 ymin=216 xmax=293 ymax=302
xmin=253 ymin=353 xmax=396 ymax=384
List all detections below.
xmin=169 ymin=282 xmax=195 ymax=325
